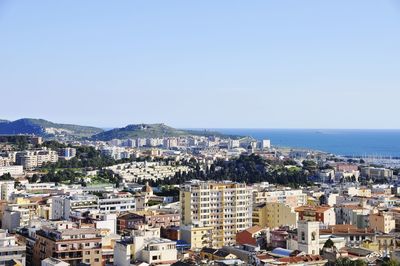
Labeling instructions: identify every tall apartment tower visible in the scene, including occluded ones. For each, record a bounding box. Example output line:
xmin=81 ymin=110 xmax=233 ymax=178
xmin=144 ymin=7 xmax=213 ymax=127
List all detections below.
xmin=180 ymin=180 xmax=253 ymax=248
xmin=297 ymin=220 xmax=320 ymax=255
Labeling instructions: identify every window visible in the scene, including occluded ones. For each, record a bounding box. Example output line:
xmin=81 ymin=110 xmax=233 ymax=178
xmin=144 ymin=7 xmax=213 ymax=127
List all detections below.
xmin=152 ymin=255 xmax=158 ymax=260
xmin=311 ymin=232 xmax=316 ymax=241
xmin=301 ymin=232 xmax=305 ymax=241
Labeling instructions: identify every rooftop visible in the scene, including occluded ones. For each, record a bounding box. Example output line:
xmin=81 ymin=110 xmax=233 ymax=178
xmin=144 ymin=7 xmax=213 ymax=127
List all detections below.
xmin=242 ymin=225 xmax=263 ymax=235
xmin=320 ymin=224 xmax=375 ymax=235
xmin=295 ymin=205 xmax=332 ymax=213
xmin=278 ymin=255 xmax=326 ymax=263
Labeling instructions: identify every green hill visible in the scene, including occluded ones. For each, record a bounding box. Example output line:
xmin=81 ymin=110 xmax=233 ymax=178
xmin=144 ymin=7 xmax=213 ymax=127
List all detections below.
xmin=0 ymin=118 xmax=103 ymax=139
xmin=91 ymin=123 xmax=233 ymax=141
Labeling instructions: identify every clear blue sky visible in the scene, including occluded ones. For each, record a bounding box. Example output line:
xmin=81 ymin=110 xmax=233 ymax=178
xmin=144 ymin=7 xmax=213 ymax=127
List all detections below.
xmin=1 ymin=1 xmax=400 ymax=129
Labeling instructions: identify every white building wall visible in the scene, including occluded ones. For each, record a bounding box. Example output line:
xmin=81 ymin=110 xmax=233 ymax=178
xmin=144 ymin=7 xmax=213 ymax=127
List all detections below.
xmin=0 ymin=181 xmax=15 ymax=201
xmin=297 ymin=220 xmax=320 ymax=255
xmin=113 ymin=242 xmax=131 ymax=266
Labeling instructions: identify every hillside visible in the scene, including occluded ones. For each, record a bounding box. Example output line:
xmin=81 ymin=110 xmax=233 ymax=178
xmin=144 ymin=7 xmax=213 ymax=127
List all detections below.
xmin=0 ymin=118 xmax=103 ymax=139
xmin=91 ymin=123 xmax=233 ymax=141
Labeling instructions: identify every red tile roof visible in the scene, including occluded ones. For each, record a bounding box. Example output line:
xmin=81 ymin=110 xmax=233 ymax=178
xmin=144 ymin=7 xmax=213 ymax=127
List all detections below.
xmin=243 ymin=225 xmax=263 ymax=234
xmin=278 ymin=255 xmax=326 ymax=263
xmin=295 ymin=205 xmax=332 ymax=213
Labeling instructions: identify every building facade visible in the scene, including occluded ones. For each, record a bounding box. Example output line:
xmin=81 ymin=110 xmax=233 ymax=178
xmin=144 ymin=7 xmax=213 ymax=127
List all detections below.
xmin=369 ymin=212 xmax=395 ymax=233
xmin=32 ymin=222 xmax=102 ymax=266
xmin=297 ymin=220 xmax=320 ymax=255
xmin=253 ymin=189 xmax=307 ymax=208
xmin=180 ymin=180 xmax=252 ymax=248
xmin=253 ymin=202 xmax=298 ymax=228
xmin=0 ymin=229 xmax=26 ymax=266
xmin=295 ymin=206 xmax=336 ymax=226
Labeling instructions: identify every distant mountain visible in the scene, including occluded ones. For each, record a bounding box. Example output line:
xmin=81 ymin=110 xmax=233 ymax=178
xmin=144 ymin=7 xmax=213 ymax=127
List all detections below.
xmin=0 ymin=118 xmax=103 ymax=139
xmin=91 ymin=123 xmax=234 ymax=141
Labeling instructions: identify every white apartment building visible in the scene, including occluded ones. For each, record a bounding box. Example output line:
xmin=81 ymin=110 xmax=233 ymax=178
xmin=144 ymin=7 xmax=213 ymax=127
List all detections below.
xmin=52 ymin=194 xmax=99 ymax=220
xmin=24 ymin=182 xmax=56 ymax=192
xmin=163 ymin=138 xmax=178 ymax=149
xmin=98 ymin=192 xmax=136 ymax=213
xmin=136 ymin=138 xmax=147 ymax=147
xmin=141 ymin=238 xmax=177 ymax=264
xmin=147 ymin=138 xmax=163 ymax=147
xmin=180 ymin=180 xmax=253 ymax=248
xmin=2 ymin=206 xmax=30 ymax=232
xmin=253 ymin=188 xmax=307 ymax=208
xmin=361 ymin=167 xmax=393 ymax=180
xmin=0 ymin=229 xmax=26 ymax=265
xmin=52 ymin=192 xmax=136 ymax=220
xmin=100 ymin=146 xmax=129 ymax=160
xmin=0 ymin=165 xmax=23 ymax=177
xmin=260 ymin=139 xmax=271 ymax=149
xmin=16 ymin=149 xmax=58 ymax=169
xmin=109 ymin=139 xmax=122 ymax=146
xmin=114 ymin=227 xmax=177 ymax=266
xmin=58 ymin=147 xmax=76 ymax=160
xmin=0 ymin=180 xmax=15 ymax=201
xmin=227 ymin=139 xmax=240 ymax=149
xmin=70 ymin=210 xmax=117 ymax=234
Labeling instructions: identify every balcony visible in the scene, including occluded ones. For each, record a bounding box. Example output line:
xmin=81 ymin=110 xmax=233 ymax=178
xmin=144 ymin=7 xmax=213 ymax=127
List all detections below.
xmin=58 ymin=251 xmax=83 ymax=260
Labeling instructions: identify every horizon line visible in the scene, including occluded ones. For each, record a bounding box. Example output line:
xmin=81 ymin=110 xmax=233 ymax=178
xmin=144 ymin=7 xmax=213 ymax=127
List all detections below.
xmin=3 ymin=118 xmax=400 ymax=131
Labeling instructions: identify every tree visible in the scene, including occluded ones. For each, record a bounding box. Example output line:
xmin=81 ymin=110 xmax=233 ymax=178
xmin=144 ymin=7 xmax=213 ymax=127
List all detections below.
xmin=323 ymin=238 xmax=334 ymax=248
xmin=381 ymin=257 xmax=400 ymax=266
xmin=30 ymin=174 xmax=39 ymax=183
xmin=328 ymin=258 xmax=367 ymax=266
xmin=319 ymin=195 xmax=327 ymax=206
xmin=16 ymin=137 xmax=28 ymax=150
xmin=0 ymin=173 xmax=13 ymax=180
xmin=353 ymin=260 xmax=367 ymax=266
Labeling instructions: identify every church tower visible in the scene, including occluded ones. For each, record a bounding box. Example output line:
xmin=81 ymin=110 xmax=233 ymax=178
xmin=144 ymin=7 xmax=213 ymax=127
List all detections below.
xmin=297 ymin=220 xmax=320 ymax=255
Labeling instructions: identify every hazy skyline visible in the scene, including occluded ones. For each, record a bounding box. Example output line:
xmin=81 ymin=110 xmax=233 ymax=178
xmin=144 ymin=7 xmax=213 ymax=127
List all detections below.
xmin=1 ymin=1 xmax=400 ymax=129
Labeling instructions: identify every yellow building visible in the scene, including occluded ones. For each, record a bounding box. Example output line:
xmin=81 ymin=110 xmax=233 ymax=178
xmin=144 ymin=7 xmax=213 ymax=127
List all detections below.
xmin=358 ymin=188 xmax=372 ymax=197
xmin=38 ymin=205 xmax=51 ymax=220
xmin=180 ymin=224 xmax=213 ymax=250
xmin=253 ymin=202 xmax=298 ymax=228
xmin=361 ymin=239 xmax=379 ymax=252
xmin=253 ymin=203 xmax=268 ymax=227
xmin=10 ymin=196 xmax=41 ymax=217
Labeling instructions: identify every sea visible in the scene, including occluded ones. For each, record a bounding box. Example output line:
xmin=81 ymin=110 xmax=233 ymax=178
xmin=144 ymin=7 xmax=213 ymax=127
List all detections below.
xmin=210 ymin=129 xmax=400 ymax=158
